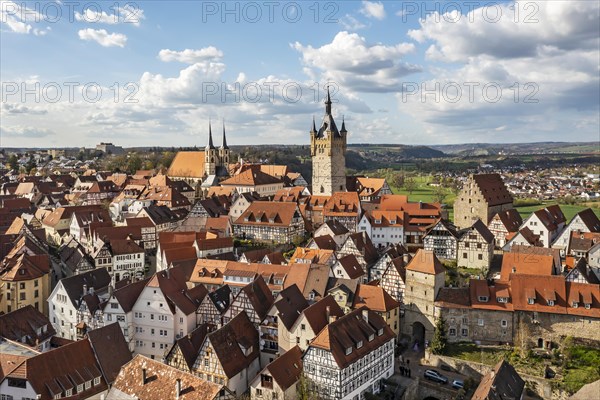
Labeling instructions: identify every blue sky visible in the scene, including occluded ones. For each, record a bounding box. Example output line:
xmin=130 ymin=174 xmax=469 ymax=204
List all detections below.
xmin=1 ymin=0 xmax=599 ymax=148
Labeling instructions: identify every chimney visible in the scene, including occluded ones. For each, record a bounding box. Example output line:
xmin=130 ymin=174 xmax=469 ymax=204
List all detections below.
xmin=326 ymin=306 xmax=331 ymax=323
xmin=141 ymin=368 xmax=147 ymax=385
xmin=176 ymin=378 xmax=182 ymax=399
xmin=403 ymin=253 xmax=410 ymax=264
xmin=362 ymin=309 xmax=369 ymax=324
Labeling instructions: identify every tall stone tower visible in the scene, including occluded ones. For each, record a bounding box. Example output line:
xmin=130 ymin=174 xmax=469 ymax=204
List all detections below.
xmin=204 ymin=122 xmax=217 ymax=176
xmin=310 ymin=87 xmax=347 ymax=195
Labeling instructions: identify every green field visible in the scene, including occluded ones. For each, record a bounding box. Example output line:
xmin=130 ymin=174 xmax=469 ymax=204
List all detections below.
xmin=390 ymin=175 xmax=600 ymax=224
xmin=515 ymin=203 xmax=600 ymax=222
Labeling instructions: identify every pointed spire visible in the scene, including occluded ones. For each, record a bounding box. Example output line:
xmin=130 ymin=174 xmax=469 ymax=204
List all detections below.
xmin=207 ymin=119 xmax=215 ymax=149
xmin=221 ymin=120 xmax=229 ymax=149
xmin=341 ymin=115 xmax=347 ymax=133
xmin=325 ymin=85 xmax=332 ymax=115
xmin=311 ymin=115 xmax=317 ymax=133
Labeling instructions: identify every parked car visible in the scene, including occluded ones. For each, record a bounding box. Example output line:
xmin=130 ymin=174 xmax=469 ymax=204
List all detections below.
xmin=424 ymin=369 xmax=449 ymax=384
xmin=452 ymin=379 xmax=464 ymax=389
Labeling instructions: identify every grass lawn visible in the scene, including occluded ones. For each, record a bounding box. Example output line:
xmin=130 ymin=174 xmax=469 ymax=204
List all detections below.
xmin=515 ymin=202 xmax=600 ymax=222
xmin=561 ymin=346 xmax=600 ymax=394
xmin=390 ymin=175 xmax=456 ymax=220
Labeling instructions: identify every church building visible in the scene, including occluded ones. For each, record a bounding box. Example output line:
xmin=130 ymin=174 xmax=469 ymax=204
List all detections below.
xmin=167 ymin=122 xmax=231 ymax=198
xmin=310 ymin=88 xmax=347 ymax=196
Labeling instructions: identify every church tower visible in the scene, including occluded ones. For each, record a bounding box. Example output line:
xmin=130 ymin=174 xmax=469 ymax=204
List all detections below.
xmin=310 ymin=87 xmax=347 ymax=195
xmin=219 ymin=122 xmax=230 ymax=166
xmin=204 ymin=122 xmax=217 ymax=176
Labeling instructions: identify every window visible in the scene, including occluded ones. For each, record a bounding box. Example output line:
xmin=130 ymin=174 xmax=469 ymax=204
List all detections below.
xmin=478 ymin=296 xmax=488 ymax=302
xmin=478 ymin=254 xmax=483 ymax=260
xmin=547 ymin=300 xmax=554 ymax=306
xmin=478 ymin=319 xmax=484 ymax=326
xmin=111 ymin=303 xmax=118 ymax=309
xmin=463 ymin=253 xmax=467 ymax=259
xmin=345 ymin=347 xmax=352 ymax=355
xmin=301 ymin=324 xmax=306 ymax=331
xmin=151 ymin=329 xmax=155 ymax=335
xmin=94 ymin=377 xmax=101 ymax=385
xmin=77 ymin=384 xmax=83 ymax=393
xmin=20 ymin=282 xmax=25 ymax=290
xmin=528 ymin=298 xmax=535 ymax=305
xmin=449 ymin=328 xmax=456 ymax=336
xmin=20 ymin=292 xmax=26 ymax=301
xmin=461 ymin=328 xmax=468 ymax=336
xmin=572 ymin=301 xmax=579 ymax=308
xmin=501 ymin=320 xmax=508 ymax=327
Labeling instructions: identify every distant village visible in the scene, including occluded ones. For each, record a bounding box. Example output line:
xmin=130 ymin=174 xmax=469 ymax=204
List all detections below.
xmin=1 ymin=94 xmax=599 ymax=400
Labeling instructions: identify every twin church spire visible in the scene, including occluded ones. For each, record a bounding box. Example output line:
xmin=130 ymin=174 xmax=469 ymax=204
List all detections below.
xmin=206 ymin=119 xmax=228 ymax=150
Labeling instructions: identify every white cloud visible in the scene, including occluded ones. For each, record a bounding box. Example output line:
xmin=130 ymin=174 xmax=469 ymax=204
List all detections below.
xmin=78 ymin=28 xmax=127 ymax=47
xmin=74 ymin=4 xmax=145 ymax=26
xmin=339 ymin=14 xmax=367 ymax=30
xmin=0 ymin=0 xmax=42 ymax=34
xmin=398 ymin=1 xmax=600 ymax=143
xmin=0 ymin=125 xmax=54 ymax=138
xmin=360 ymin=1 xmax=385 ymax=20
xmin=1 ymin=103 xmax=48 ymax=115
xmin=293 ymin=31 xmax=420 ymax=92
xmin=158 ymin=47 xmax=223 ymax=64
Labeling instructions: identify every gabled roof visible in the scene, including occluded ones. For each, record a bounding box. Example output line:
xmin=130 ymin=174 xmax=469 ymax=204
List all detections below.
xmin=0 ymin=305 xmax=55 ymax=347
xmin=86 ymin=322 xmax=133 ymax=385
xmin=574 ymin=208 xmax=600 ymax=232
xmin=406 ymin=249 xmax=445 ymax=275
xmin=464 ymin=219 xmax=495 ymax=244
xmin=235 ymin=201 xmax=300 ymax=227
xmin=491 ymin=209 xmax=523 ymax=233
xmin=274 ymin=284 xmax=310 ymax=331
xmin=472 ymin=360 xmax=524 ymax=400
xmin=320 ymin=219 xmax=349 ymax=236
xmin=352 ymin=284 xmax=399 ymax=312
xmin=207 ymin=311 xmax=259 ymax=378
xmin=167 ymin=151 xmax=206 ymax=179
xmin=343 ymin=233 xmax=378 ymax=264
xmin=59 ymin=268 xmax=112 ymax=308
xmin=237 ymin=276 xmax=275 ymax=322
xmin=113 ymin=278 xmax=150 ymax=313
xmin=335 ymin=254 xmax=365 ymax=280
xmin=111 ymin=354 xmax=222 ymax=400
xmin=302 ymin=295 xmax=344 ymax=334
xmin=310 ymin=235 xmax=337 ymax=251
xmin=500 ymin=251 xmax=555 ymax=281
xmin=471 ymin=174 xmax=513 ymax=206
xmin=310 ymin=307 xmax=395 ymax=369
xmin=221 ymin=169 xmax=282 ymax=187
xmin=261 ymin=345 xmax=303 ymax=391
xmin=168 ymin=323 xmax=215 ymax=370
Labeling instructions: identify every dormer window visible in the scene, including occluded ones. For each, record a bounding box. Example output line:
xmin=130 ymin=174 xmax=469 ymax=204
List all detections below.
xmin=572 ymin=301 xmax=578 ymax=308
xmin=377 ymin=328 xmax=383 ymax=336
xmin=497 ymin=297 xmax=508 ymax=303
xmin=585 ymin=303 xmax=591 ymax=310
xmin=547 ymin=300 xmax=554 ymax=306
xmin=368 ymin=333 xmax=374 ymax=342
xmin=374 ymin=219 xmax=381 ymax=224
xmin=345 ymin=347 xmax=352 ymax=355
xmin=478 ymin=296 xmax=488 ymax=303
xmin=356 ymin=340 xmax=363 ymax=349
xmin=390 ymin=220 xmax=396 ymax=225
xmin=528 ymin=298 xmax=535 ymax=305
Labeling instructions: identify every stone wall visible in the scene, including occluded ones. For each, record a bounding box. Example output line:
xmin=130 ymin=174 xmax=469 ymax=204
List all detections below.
xmin=425 ymin=353 xmax=566 ymax=400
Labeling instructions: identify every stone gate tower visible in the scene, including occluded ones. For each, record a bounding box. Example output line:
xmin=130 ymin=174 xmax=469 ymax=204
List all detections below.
xmin=310 ymin=87 xmax=347 ymax=195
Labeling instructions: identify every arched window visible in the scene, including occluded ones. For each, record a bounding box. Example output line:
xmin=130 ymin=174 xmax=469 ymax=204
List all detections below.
xmin=320 ymin=186 xmax=324 ymax=193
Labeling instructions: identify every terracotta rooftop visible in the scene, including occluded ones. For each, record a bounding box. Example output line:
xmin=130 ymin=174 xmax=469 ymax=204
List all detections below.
xmin=471 ymin=173 xmax=513 ymax=206
xmin=406 ymin=249 xmax=445 ymax=275
xmin=352 ymin=284 xmax=400 ymax=312
xmin=111 ymin=354 xmax=223 ymax=400
xmin=167 ymin=151 xmax=206 ymax=178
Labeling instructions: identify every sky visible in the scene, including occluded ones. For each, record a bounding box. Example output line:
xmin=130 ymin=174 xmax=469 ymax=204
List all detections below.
xmin=1 ymin=0 xmax=599 ymax=148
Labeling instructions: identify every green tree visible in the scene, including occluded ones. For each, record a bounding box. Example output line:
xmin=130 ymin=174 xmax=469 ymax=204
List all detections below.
xmin=403 ymin=177 xmax=417 ymax=195
xmin=392 ymin=172 xmax=404 ymax=189
xmin=430 ymin=317 xmax=448 ymax=355
xmin=432 ymin=184 xmax=446 ymax=204
xmin=8 ymin=154 xmax=18 ymax=171
xmin=25 ymin=157 xmax=36 ymax=174
xmin=127 ymin=154 xmax=143 ymax=175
